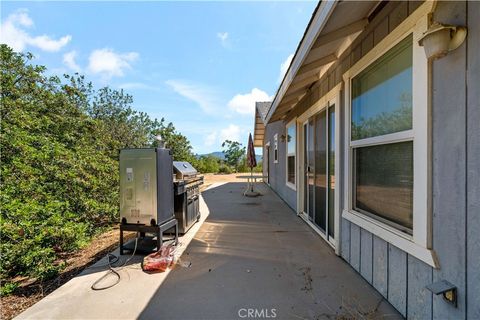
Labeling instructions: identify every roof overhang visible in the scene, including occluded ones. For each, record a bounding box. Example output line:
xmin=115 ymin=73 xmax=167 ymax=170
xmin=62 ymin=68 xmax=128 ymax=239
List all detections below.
xmin=266 ymin=1 xmax=380 ymax=123
xmin=253 ymin=102 xmax=271 ymax=147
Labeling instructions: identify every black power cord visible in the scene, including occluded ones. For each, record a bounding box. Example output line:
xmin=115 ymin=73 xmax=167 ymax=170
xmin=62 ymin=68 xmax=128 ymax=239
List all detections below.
xmin=91 ymin=232 xmax=139 ymax=291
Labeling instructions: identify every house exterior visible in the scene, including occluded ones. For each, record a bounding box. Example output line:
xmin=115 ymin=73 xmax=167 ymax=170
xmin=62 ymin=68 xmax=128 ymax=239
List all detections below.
xmin=254 ymin=1 xmax=479 ymax=319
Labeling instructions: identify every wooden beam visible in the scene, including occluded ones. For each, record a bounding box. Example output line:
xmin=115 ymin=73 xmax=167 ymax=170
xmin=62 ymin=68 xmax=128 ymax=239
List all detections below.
xmin=311 ymin=18 xmax=368 ymax=50
xmin=298 ymin=53 xmax=337 ymax=75
xmin=280 ymin=94 xmax=302 ymax=106
xmin=289 ymin=74 xmax=319 ymax=92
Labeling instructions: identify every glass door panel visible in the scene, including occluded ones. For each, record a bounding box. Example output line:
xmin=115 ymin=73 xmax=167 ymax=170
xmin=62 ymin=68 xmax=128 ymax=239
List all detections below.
xmin=328 ymin=106 xmax=335 ymax=239
xmin=303 ymin=123 xmax=308 ymax=214
xmin=307 ymin=119 xmax=315 ymax=221
xmin=302 ymin=104 xmax=336 ymax=243
xmin=314 ymin=111 xmax=327 ymax=232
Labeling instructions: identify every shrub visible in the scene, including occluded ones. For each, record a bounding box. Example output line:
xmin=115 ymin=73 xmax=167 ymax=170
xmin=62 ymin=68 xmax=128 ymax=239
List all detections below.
xmin=218 ymin=163 xmax=233 ymax=174
xmin=0 ymin=45 xmax=197 ymax=284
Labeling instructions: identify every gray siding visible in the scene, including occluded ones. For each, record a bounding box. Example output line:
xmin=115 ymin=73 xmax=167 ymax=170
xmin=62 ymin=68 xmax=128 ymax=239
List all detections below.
xmin=360 ymin=229 xmax=373 ymax=283
xmin=372 ymin=235 xmax=388 ymax=298
xmin=407 ymin=255 xmax=432 ymax=320
xmin=432 ymin=2 xmax=467 ymax=318
xmin=263 ymin=120 xmax=297 ymax=210
xmin=466 ymin=2 xmax=480 ymax=319
xmin=341 ymin=2 xmax=478 ymax=319
xmin=388 ymin=245 xmax=407 ymax=317
xmin=265 ymin=1 xmax=479 ymax=318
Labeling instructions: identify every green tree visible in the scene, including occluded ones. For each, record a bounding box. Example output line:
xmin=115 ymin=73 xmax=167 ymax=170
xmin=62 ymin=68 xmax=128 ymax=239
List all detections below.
xmin=221 ymin=140 xmax=246 ymax=171
xmin=1 ymin=45 xmax=118 ymax=282
xmin=150 ymin=118 xmax=195 ymax=162
xmin=0 ymin=45 xmax=197 ymax=288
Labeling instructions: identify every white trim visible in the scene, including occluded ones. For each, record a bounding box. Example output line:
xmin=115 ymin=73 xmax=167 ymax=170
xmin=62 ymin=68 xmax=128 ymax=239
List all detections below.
xmin=412 ymin=14 xmax=432 ymax=249
xmin=342 ymin=4 xmax=437 ymax=268
xmin=296 ymin=87 xmax=342 ymax=254
xmin=285 ymin=118 xmax=297 ymax=191
xmin=333 ymin=95 xmax=342 ymax=256
xmin=286 ymin=181 xmax=296 ymax=191
xmin=297 ymin=83 xmax=342 ymax=123
xmin=350 ymin=130 xmax=414 ymax=148
xmin=264 ymin=141 xmax=271 ymax=185
xmin=297 ymin=120 xmax=309 ymax=215
xmin=342 ymin=1 xmax=436 ymax=81
xmin=343 ymin=210 xmax=438 ymax=268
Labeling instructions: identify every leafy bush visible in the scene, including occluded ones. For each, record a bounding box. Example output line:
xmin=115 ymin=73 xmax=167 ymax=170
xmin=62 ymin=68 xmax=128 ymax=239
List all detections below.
xmin=193 ymin=155 xmax=220 ymax=173
xmin=0 ymin=45 xmax=196 ymax=284
xmin=0 ymin=282 xmax=18 ymax=296
xmin=218 ymin=163 xmax=233 ymax=174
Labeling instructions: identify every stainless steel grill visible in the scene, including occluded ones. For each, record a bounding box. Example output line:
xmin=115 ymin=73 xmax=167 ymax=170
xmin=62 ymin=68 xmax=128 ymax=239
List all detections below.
xmin=173 ymin=161 xmax=203 ymax=233
xmin=173 ymin=161 xmax=198 ymax=180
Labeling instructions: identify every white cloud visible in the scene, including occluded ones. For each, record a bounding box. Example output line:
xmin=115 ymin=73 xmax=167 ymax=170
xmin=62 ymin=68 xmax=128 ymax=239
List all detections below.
xmin=278 ymin=53 xmax=294 ymax=83
xmin=63 ymin=51 xmax=81 ymax=72
xmin=204 ymin=131 xmax=217 ymax=147
xmin=87 ymin=48 xmax=138 ymax=80
xmin=165 ymin=79 xmax=219 ymax=114
xmin=228 ymin=88 xmax=271 ymax=115
xmin=217 ymin=32 xmax=229 ymax=47
xmin=220 ymin=124 xmax=241 ymax=143
xmin=0 ymin=9 xmax=71 ymax=52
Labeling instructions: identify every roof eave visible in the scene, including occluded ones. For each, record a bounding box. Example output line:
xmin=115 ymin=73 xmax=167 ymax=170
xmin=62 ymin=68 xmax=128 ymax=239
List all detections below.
xmin=265 ymin=0 xmax=338 ymax=124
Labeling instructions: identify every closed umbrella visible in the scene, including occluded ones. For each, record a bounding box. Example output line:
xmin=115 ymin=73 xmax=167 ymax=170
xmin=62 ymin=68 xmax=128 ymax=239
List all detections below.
xmin=247 ymin=133 xmax=257 ymax=168
xmin=244 ymin=133 xmax=259 ymax=197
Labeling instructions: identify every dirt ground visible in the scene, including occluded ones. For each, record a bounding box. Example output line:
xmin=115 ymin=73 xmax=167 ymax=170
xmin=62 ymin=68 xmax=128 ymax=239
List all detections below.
xmin=1 ymin=174 xmax=244 ymax=319
xmin=1 ymin=228 xmax=136 ymax=320
xmin=201 ymin=173 xmax=260 ymax=190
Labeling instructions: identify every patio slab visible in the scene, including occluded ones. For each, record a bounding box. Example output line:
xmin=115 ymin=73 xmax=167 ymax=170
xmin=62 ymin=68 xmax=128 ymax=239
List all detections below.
xmin=16 ymin=181 xmax=401 ymax=320
xmin=140 ymin=182 xmax=402 ymax=319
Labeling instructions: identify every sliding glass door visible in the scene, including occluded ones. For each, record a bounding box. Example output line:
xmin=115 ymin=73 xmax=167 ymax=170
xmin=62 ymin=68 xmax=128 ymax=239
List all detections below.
xmin=302 ymin=104 xmax=336 ymax=242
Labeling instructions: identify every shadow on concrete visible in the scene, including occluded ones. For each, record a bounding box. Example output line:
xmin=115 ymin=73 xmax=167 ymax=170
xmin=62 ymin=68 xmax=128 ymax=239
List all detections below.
xmin=138 ymin=182 xmax=402 ymax=320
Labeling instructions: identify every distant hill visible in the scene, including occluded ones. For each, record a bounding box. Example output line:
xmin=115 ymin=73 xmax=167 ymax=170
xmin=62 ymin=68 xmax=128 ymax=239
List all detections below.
xmin=197 ymin=151 xmax=262 ymax=162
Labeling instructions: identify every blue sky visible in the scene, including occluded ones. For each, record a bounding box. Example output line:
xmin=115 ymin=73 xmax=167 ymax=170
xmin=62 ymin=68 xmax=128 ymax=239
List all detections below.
xmin=1 ymin=1 xmax=317 ymax=154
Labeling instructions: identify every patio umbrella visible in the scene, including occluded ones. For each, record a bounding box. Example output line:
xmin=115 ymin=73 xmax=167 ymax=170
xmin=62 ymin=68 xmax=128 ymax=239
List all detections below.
xmin=244 ymin=133 xmax=259 ymax=197
xmin=247 ymin=133 xmax=257 ymax=169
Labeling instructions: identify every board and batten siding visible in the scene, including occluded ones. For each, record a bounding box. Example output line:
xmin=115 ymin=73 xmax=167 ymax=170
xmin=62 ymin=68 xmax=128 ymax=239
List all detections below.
xmin=275 ymin=1 xmax=479 ymax=318
xmin=263 ymin=120 xmax=297 ymax=210
xmin=340 ymin=1 xmax=479 ymax=318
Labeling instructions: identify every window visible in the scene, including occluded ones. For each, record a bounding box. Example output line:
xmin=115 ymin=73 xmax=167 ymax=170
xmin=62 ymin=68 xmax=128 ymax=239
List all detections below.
xmin=351 ymin=35 xmax=413 ymax=233
xmin=273 ymin=134 xmax=278 ymax=163
xmin=286 ymin=120 xmax=296 ymax=189
xmin=343 ymin=6 xmax=436 ymax=268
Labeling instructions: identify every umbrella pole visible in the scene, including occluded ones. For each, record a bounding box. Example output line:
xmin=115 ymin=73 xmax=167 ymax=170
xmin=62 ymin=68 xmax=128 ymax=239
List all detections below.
xmin=250 ymin=167 xmax=254 ymax=192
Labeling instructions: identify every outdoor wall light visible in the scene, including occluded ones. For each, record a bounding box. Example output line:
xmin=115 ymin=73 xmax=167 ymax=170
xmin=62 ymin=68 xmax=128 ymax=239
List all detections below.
xmin=426 ymin=280 xmax=457 ymax=307
xmin=280 ymin=134 xmax=286 ymax=142
xmin=418 ymin=22 xmax=467 ymax=60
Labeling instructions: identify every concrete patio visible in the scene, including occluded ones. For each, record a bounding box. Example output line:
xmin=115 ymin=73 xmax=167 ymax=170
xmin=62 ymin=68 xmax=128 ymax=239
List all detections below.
xmin=17 ymin=181 xmax=401 ymax=319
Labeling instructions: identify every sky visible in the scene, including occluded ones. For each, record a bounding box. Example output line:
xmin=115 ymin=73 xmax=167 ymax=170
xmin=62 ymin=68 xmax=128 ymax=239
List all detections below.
xmin=0 ymin=1 xmax=317 ymax=154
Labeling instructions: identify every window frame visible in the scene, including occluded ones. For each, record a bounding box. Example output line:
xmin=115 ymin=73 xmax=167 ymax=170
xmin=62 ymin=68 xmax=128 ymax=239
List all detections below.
xmin=273 ymin=134 xmax=278 ymax=164
xmin=342 ymin=7 xmax=438 ymax=268
xmin=285 ymin=118 xmax=297 ymax=190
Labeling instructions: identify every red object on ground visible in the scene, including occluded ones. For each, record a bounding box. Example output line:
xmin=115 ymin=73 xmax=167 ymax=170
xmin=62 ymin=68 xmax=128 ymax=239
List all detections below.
xmin=142 ymin=244 xmax=175 ymax=272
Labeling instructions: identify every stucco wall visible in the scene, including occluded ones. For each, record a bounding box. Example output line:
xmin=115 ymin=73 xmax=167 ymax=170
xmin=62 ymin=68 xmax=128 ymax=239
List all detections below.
xmin=263 ymin=120 xmax=297 ymax=210
xmin=266 ymin=1 xmax=479 ymax=318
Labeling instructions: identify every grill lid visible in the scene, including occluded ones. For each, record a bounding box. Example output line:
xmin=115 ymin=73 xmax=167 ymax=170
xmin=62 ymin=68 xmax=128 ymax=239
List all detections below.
xmin=173 ymin=161 xmax=197 ymax=179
